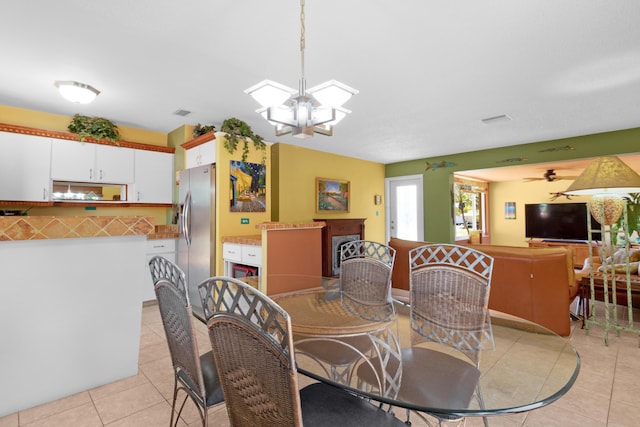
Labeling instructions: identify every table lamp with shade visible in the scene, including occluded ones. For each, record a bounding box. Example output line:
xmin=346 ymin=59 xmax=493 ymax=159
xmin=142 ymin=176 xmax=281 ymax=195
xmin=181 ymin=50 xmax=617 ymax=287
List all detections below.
xmin=564 ymin=156 xmax=640 ymax=227
xmin=564 ymin=156 xmax=640 ymax=343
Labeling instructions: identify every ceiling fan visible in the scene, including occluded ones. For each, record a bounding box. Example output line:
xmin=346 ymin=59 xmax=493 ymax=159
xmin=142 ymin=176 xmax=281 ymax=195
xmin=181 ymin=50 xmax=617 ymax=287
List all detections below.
xmin=524 ymin=169 xmax=579 ymax=182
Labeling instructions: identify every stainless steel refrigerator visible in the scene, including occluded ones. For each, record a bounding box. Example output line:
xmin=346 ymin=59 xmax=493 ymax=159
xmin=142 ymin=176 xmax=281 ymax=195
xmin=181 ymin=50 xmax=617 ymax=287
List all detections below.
xmin=178 ymin=164 xmax=216 ymax=311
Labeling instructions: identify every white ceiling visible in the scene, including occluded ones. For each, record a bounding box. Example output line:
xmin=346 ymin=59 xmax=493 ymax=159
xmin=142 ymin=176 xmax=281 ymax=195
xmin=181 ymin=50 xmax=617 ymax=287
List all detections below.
xmin=2 ymin=1 xmax=640 ymax=166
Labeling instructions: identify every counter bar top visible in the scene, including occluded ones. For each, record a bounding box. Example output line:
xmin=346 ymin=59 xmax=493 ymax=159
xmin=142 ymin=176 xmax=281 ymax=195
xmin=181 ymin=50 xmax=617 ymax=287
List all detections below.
xmin=256 ymin=221 xmax=325 ymax=230
xmin=221 ymin=234 xmax=262 ymax=246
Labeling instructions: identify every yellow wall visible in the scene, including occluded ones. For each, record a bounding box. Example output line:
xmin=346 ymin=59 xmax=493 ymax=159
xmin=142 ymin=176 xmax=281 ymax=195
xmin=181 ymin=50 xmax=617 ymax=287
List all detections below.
xmin=0 ymin=105 xmax=166 ymax=146
xmin=272 ymin=143 xmax=386 ymax=243
xmin=488 ymin=179 xmax=591 ymax=246
xmin=214 ymin=135 xmax=271 ymax=273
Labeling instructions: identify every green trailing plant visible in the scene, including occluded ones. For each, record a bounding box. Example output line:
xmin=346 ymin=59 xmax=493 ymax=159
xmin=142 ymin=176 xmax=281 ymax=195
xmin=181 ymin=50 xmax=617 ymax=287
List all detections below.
xmin=622 ymin=193 xmax=640 ymax=235
xmin=192 ymin=123 xmax=216 ymax=138
xmin=220 ymin=117 xmax=266 ymax=163
xmin=68 ymin=114 xmax=121 ymax=145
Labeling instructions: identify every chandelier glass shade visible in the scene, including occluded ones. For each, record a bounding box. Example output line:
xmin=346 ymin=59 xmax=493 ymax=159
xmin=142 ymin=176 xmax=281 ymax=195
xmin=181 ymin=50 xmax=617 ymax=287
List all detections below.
xmin=245 ymin=0 xmax=358 ymax=139
xmin=54 ymin=80 xmax=100 ymax=104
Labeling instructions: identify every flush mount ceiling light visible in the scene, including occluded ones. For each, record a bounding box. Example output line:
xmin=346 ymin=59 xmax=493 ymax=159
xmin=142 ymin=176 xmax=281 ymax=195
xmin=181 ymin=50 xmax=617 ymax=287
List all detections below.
xmin=245 ymin=0 xmax=358 ymax=139
xmin=54 ymin=80 xmax=100 ymax=104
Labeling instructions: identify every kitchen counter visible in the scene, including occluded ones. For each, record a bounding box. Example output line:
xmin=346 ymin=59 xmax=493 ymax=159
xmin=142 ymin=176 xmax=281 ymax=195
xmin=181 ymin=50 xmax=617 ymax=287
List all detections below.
xmin=146 ymin=224 xmax=179 ymax=240
xmin=256 ymin=221 xmax=325 ymax=230
xmin=0 ymin=233 xmax=147 ymax=416
xmin=221 ymin=234 xmax=262 ymax=246
xmin=0 ymin=215 xmax=154 ymax=241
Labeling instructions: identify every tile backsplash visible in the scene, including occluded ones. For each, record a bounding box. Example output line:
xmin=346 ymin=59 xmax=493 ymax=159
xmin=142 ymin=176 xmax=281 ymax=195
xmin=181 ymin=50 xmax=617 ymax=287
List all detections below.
xmin=0 ymin=216 xmax=155 ymax=241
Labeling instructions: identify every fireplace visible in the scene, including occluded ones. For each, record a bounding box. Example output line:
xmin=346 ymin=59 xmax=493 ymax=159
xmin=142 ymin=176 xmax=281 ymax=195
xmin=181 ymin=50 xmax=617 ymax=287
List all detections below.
xmin=331 ymin=234 xmax=360 ymax=276
xmin=314 ymin=218 xmax=366 ymax=277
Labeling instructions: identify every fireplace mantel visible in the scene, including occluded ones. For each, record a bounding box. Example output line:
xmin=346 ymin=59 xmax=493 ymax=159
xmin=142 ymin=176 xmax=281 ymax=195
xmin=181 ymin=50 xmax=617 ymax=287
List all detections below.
xmin=314 ymin=218 xmax=366 ymax=277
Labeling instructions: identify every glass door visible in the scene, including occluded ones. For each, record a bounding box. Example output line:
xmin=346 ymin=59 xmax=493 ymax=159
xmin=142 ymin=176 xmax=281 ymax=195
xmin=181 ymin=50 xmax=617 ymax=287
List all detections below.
xmin=386 ymin=175 xmax=424 ymax=241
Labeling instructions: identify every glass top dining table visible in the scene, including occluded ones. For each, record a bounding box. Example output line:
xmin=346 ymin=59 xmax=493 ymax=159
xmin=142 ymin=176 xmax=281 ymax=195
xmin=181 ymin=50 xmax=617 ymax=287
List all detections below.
xmin=196 ymin=275 xmax=581 ymax=418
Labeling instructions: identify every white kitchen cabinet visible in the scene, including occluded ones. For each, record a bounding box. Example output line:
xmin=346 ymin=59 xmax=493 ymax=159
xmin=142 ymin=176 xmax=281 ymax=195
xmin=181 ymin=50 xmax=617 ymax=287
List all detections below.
xmin=51 ymin=139 xmax=134 ymax=183
xmin=222 ymin=242 xmax=262 ymax=277
xmin=0 ymin=132 xmax=51 ymax=202
xmin=185 ymin=139 xmax=216 ymax=169
xmin=143 ymin=238 xmax=177 ymax=301
xmin=132 ymin=150 xmax=173 ymax=203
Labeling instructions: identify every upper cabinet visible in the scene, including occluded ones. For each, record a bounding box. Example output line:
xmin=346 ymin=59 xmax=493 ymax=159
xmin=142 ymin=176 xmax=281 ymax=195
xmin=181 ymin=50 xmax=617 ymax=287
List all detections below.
xmin=0 ymin=132 xmax=52 ymax=202
xmin=51 ymin=139 xmax=134 ymax=183
xmin=133 ymin=150 xmax=173 ymax=204
xmin=185 ymin=139 xmax=216 ymax=169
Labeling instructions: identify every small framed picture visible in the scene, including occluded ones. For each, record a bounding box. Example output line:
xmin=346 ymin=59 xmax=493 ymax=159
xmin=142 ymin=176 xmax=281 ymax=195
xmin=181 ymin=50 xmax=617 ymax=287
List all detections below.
xmin=505 ymin=202 xmax=516 ymax=220
xmin=316 ymin=178 xmax=350 ymax=213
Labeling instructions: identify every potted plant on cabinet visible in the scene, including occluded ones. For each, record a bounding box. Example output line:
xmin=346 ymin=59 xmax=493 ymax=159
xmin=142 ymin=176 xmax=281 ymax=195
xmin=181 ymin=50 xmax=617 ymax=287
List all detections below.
xmin=192 ymin=123 xmax=216 ymax=138
xmin=67 ymin=114 xmax=121 ymax=145
xmin=220 ymin=117 xmax=265 ymax=163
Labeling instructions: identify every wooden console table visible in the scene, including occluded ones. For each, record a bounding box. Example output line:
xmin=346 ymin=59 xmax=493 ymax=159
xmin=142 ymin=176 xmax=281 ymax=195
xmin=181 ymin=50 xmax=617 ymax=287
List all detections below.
xmin=579 ymin=273 xmax=640 ymax=328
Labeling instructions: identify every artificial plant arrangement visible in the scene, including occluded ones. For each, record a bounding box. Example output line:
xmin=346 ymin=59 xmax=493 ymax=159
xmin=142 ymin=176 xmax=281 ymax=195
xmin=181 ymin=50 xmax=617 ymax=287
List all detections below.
xmin=220 ymin=117 xmax=266 ymax=163
xmin=192 ymin=123 xmax=216 ymax=138
xmin=67 ymin=114 xmax=121 ymax=145
xmin=622 ymin=193 xmax=640 ymax=236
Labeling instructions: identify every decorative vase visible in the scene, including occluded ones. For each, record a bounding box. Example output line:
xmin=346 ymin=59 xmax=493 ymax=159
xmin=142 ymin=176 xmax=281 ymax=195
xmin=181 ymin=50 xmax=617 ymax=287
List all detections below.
xmin=588 ymin=194 xmax=624 ymax=226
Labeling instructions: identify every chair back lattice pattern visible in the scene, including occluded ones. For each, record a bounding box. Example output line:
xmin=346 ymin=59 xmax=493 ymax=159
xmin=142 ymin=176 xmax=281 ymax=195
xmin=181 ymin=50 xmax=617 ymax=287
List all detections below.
xmin=408 ymin=244 xmax=494 ymax=361
xmin=155 ymin=278 xmax=207 ymax=401
xmin=149 ymin=255 xmax=187 ymax=301
xmin=340 ymin=241 xmax=396 ymax=317
xmin=341 ymin=240 xmax=396 ymax=267
xmin=198 ymin=277 xmax=302 ymax=427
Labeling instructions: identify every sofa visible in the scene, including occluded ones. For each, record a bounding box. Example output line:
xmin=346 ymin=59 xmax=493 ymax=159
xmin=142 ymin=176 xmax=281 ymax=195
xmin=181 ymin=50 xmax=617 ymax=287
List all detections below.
xmin=388 ymin=237 xmax=576 ymax=336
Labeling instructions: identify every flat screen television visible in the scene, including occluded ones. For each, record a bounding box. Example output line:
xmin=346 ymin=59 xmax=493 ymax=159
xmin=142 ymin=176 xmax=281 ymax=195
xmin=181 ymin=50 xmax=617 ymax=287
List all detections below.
xmin=525 ymin=202 xmax=601 ymax=241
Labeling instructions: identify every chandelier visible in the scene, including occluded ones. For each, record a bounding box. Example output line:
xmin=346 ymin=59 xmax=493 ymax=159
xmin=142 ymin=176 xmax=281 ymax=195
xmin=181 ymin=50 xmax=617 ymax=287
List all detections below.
xmin=244 ymin=0 xmax=358 ymax=139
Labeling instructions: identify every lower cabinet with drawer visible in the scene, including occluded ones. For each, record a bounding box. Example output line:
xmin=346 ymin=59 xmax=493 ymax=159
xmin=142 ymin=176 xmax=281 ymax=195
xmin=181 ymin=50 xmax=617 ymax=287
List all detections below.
xmin=143 ymin=238 xmax=177 ymax=301
xmin=223 ymin=242 xmax=262 ymax=278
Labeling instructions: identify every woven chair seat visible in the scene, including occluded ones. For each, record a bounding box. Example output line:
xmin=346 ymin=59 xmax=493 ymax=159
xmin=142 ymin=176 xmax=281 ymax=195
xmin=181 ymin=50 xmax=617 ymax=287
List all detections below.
xmin=176 ymin=351 xmax=224 ymax=406
xmin=300 ymin=382 xmax=405 ymax=427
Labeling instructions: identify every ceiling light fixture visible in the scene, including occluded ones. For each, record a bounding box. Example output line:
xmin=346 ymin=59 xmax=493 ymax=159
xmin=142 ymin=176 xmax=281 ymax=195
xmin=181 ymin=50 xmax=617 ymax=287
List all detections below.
xmin=54 ymin=80 xmax=100 ymax=104
xmin=245 ymin=0 xmax=358 ymax=139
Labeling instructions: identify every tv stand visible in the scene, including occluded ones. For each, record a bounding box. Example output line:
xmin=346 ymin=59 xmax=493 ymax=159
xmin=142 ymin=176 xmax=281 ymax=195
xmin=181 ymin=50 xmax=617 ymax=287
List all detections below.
xmin=541 ymin=239 xmax=589 ymax=245
xmin=529 ymin=239 xmax=600 ymax=269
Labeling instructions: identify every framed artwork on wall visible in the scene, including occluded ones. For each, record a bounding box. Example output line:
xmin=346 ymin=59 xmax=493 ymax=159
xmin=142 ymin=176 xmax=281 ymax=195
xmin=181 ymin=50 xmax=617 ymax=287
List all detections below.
xmin=230 ymin=160 xmax=266 ymax=212
xmin=505 ymin=201 xmax=516 ymax=220
xmin=316 ymin=178 xmax=350 ymax=213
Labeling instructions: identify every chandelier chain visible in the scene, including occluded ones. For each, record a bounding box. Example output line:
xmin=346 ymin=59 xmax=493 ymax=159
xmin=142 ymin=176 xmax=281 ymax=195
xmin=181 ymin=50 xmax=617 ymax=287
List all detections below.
xmin=300 ymin=0 xmax=306 ymax=91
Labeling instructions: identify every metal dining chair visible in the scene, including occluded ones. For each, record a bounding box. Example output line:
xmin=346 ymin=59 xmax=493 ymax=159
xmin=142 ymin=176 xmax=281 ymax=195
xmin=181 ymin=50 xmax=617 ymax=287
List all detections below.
xmin=295 ymin=240 xmax=397 ymax=386
xmin=358 ymin=244 xmax=494 ymax=426
xmin=198 ymin=276 xmax=406 ymax=427
xmin=148 ymin=256 xmax=223 ymax=427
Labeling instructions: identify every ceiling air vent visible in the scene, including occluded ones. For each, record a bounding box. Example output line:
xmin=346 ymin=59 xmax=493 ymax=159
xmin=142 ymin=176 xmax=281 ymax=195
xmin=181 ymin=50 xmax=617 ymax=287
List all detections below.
xmin=481 ymin=114 xmax=512 ymax=125
xmin=173 ymin=109 xmax=191 ymax=116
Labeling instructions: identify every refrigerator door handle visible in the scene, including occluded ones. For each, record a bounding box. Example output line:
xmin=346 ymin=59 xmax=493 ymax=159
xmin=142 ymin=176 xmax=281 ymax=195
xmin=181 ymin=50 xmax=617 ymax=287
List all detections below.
xmin=182 ymin=191 xmax=192 ymax=247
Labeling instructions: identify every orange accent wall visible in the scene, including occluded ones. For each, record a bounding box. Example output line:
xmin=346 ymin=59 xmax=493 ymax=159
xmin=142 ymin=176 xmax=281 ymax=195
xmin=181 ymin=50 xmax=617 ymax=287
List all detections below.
xmin=263 ymin=227 xmax=323 ymax=295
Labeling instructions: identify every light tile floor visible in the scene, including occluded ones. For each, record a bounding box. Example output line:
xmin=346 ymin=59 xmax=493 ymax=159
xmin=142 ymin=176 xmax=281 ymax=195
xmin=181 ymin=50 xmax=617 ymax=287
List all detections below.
xmin=2 ymin=298 xmax=640 ymax=427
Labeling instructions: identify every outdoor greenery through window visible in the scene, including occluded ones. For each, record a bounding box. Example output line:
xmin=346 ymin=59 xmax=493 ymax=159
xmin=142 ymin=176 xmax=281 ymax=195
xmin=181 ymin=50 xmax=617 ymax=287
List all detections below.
xmin=454 ymin=176 xmax=488 ymax=241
